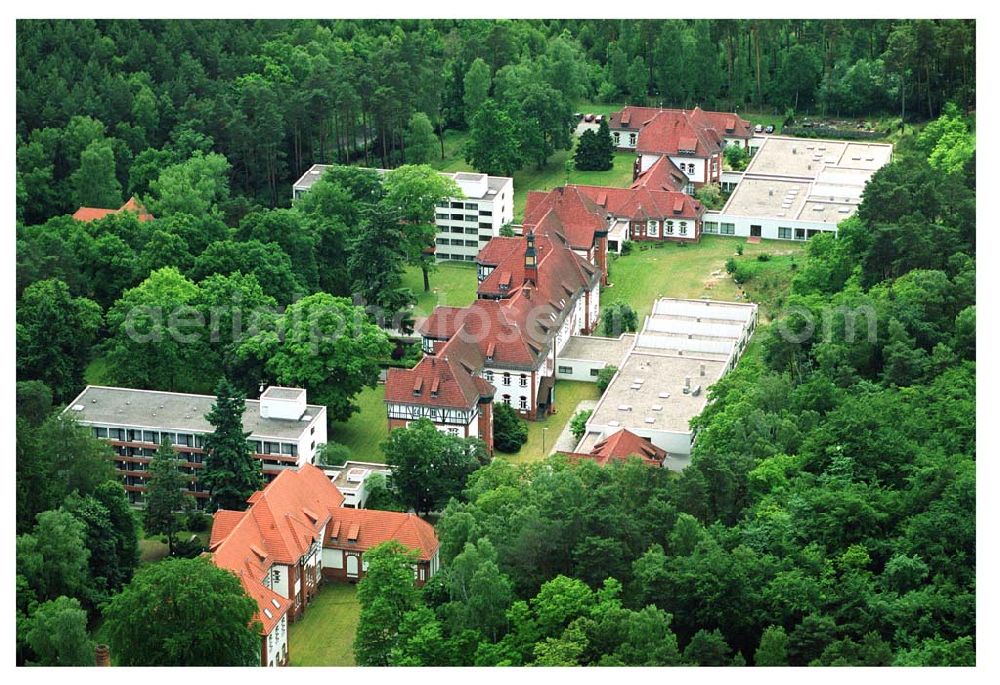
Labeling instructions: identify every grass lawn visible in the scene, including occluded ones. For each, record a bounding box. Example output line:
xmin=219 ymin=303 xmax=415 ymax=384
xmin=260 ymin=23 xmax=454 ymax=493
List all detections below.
xmin=512 ymin=150 xmax=636 ymax=220
xmin=602 ymin=236 xmax=808 ymax=324
xmin=403 ymin=261 xmax=479 ymax=318
xmin=424 ymin=128 xmax=636 ymax=221
xmin=288 ymin=583 xmax=361 ymax=667
xmin=498 ymin=381 xmax=602 ymax=465
xmin=329 ymin=385 xmax=389 ymax=461
xmin=139 ymin=529 xmax=211 ymax=565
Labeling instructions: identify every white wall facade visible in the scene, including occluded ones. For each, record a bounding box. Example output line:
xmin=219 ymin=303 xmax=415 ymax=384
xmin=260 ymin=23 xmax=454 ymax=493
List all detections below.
xmin=612 ymin=129 xmax=639 ymax=149
xmin=434 ymin=178 xmax=514 ymax=262
xmin=703 ymin=212 xmax=839 ymax=240
xmin=667 ymin=155 xmax=708 ymax=184
xmin=264 ymin=614 xmax=288 ymax=667
xmin=295 ymin=408 xmax=327 ymax=467
xmin=556 ymin=357 xmax=606 ymax=381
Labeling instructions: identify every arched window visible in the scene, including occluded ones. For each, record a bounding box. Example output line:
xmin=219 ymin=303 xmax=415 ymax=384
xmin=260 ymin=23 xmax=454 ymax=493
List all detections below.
xmin=502 ymin=394 xmax=511 ymax=405
xmin=665 ymin=221 xmax=674 ymax=235
xmin=502 ymin=372 xmax=511 ymax=386
xmin=519 ymin=374 xmax=528 ymax=387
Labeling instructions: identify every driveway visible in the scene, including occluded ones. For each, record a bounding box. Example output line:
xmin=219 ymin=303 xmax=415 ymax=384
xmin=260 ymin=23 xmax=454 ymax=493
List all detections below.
xmin=550 ymin=399 xmax=599 ymax=455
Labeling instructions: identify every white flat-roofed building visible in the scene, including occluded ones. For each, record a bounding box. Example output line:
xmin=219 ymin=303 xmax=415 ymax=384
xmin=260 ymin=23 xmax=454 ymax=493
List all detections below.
xmin=704 ymin=135 xmax=893 ymax=241
xmin=581 ymin=298 xmax=757 ymax=468
xmin=324 ymin=461 xmax=392 ymax=509
xmin=292 ymin=164 xmax=514 ymax=264
xmin=63 ymin=385 xmax=327 ymax=505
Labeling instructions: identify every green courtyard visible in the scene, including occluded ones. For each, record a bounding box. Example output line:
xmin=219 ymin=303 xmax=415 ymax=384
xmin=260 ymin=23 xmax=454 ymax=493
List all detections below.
xmin=288 ymin=583 xmax=361 ymax=667
xmin=602 ymin=236 xmax=807 ymax=323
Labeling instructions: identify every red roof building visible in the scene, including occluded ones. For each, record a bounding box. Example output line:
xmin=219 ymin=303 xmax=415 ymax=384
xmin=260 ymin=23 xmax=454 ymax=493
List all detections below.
xmin=72 ymin=196 xmax=154 ymax=223
xmin=561 ymin=428 xmax=667 ymax=467
xmin=208 ymin=464 xmax=440 ymax=667
xmin=609 ymin=106 xmax=752 ymax=187
xmin=387 ymin=227 xmax=603 ymax=442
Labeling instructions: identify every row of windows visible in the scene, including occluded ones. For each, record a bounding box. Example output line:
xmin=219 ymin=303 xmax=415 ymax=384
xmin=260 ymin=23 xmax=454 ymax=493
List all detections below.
xmin=500 ymin=395 xmax=529 ymax=410
xmin=612 ymin=131 xmax=638 ymax=146
xmin=557 ymin=366 xmax=602 ymax=377
xmin=483 ymin=370 xmax=528 ymax=387
xmin=436 ymin=254 xmax=477 ymax=262
xmin=435 ymin=238 xmax=479 ymax=247
xmin=95 ymin=427 xmax=204 ymax=448
xmin=645 ymin=220 xmax=689 ymax=237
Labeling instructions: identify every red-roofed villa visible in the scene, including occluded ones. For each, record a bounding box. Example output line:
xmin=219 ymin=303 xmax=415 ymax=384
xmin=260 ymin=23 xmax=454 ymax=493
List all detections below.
xmin=208 ymin=464 xmax=440 ymax=667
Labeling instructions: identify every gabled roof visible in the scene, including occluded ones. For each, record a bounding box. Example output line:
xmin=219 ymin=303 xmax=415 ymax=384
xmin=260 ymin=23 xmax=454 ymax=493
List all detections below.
xmin=209 ymin=465 xmax=343 ymax=633
xmin=572 ymin=185 xmax=704 ymax=222
xmin=385 ymin=336 xmax=494 ymax=410
xmin=630 ymin=155 xmax=690 ymax=193
xmin=325 ymin=508 xmax=439 ymax=561
xmin=71 ymin=196 xmax=154 ymax=223
xmin=522 ymin=186 xmax=607 ymax=251
xmin=609 ymin=106 xmax=752 ymax=158
xmin=563 ymin=428 xmax=667 ymax=468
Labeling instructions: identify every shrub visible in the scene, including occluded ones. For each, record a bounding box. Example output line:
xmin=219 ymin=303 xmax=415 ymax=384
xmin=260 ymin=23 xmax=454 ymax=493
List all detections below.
xmin=316 ymin=441 xmax=353 ymax=467
xmin=736 ymin=242 xmax=745 ymax=256
xmin=725 ymin=257 xmax=738 ymax=274
xmin=619 ymin=241 xmax=633 ymax=255
xmin=602 ymin=302 xmax=638 ymax=336
xmin=570 ymin=409 xmax=593 ymax=442
xmin=185 ymin=511 xmax=212 ymax=532
xmin=493 ymin=403 xmax=528 ymax=453
xmin=172 ymin=535 xmax=206 ymax=558
xmin=756 ymin=253 xmax=771 ymax=262
xmin=694 ymin=184 xmax=724 ymax=210
xmin=596 ymin=365 xmax=618 ymax=394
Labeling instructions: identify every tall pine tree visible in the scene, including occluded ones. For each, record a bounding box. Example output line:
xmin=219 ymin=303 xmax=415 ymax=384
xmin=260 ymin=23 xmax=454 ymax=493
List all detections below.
xmin=144 ymin=438 xmax=190 ymax=556
xmin=201 ymin=378 xmax=262 ymax=511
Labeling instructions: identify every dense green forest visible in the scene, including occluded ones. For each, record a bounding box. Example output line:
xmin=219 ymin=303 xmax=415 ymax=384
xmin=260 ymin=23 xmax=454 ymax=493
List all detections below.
xmin=352 ymin=119 xmax=976 ymax=666
xmin=18 ymin=19 xmax=974 ymax=223
xmin=15 ymin=19 xmax=975 ymax=667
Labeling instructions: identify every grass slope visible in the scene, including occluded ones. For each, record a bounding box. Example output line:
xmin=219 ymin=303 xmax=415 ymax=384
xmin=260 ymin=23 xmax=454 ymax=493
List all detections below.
xmin=288 ymin=583 xmax=361 ymax=667
xmin=602 ymin=236 xmax=807 ymax=324
xmin=403 ymin=261 xmax=479 ymax=318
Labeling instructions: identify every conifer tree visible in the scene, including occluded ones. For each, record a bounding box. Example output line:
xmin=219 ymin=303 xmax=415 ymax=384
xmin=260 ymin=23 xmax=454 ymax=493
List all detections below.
xmin=201 ymin=378 xmax=262 ymax=511
xmin=143 ymin=438 xmax=190 ymax=556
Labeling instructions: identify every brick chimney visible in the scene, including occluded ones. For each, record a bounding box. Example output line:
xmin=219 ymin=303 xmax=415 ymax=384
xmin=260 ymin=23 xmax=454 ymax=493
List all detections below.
xmin=524 ymin=231 xmax=538 ymax=286
xmin=95 ymin=644 xmax=111 ymax=667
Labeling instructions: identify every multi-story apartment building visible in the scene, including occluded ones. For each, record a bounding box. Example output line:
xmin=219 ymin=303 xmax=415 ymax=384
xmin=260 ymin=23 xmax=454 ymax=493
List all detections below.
xmin=432 ymin=171 xmax=514 ymax=262
xmin=62 ymin=385 xmax=327 ymax=505
xmin=291 ymin=164 xmax=513 ymax=263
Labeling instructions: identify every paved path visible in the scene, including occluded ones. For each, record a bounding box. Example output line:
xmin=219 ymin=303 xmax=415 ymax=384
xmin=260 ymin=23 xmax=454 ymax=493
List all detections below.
xmin=549 ymin=399 xmax=599 ymax=455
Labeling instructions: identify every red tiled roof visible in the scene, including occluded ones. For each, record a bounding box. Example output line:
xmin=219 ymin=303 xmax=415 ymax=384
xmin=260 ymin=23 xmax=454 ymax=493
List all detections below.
xmin=630 ymin=155 xmax=689 ymax=193
xmin=562 ymin=429 xmax=667 ymax=468
xmin=325 ymin=508 xmax=439 ymax=561
xmin=71 ymin=196 xmax=154 ymax=223
xmin=71 ymin=207 xmax=118 ymax=222
xmin=385 ymin=336 xmax=493 ymax=410
xmin=572 ymin=185 xmax=704 ymax=222
xmin=609 ymin=106 xmax=751 ymax=159
xmin=522 ymin=186 xmax=607 ymax=251
xmin=209 ymin=465 xmax=344 ymax=633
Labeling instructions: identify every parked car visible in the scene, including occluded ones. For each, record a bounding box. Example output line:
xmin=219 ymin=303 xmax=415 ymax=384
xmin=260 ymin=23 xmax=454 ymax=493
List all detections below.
xmin=574 ymin=112 xmax=583 ymax=119
xmin=754 ymin=124 xmax=763 ymax=133
xmin=584 ymin=113 xmax=595 ymax=122
xmin=764 ymin=124 xmax=775 ymax=134
xmin=595 ymin=114 xmax=604 ymax=123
